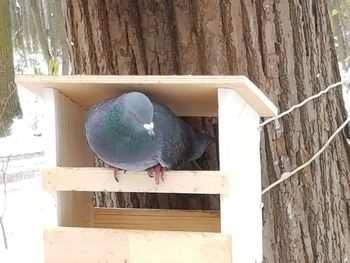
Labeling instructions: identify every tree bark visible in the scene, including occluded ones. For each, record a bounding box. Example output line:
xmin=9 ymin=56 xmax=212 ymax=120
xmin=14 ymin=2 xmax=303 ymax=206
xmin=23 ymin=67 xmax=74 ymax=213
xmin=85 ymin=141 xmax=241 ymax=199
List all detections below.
xmin=62 ymin=0 xmax=350 ymax=261
xmin=0 ymin=0 xmax=22 ymax=137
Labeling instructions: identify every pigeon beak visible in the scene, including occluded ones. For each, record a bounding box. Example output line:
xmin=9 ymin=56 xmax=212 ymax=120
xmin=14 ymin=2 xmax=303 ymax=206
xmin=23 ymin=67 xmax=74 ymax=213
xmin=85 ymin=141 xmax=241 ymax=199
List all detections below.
xmin=143 ymin=122 xmax=155 ymax=137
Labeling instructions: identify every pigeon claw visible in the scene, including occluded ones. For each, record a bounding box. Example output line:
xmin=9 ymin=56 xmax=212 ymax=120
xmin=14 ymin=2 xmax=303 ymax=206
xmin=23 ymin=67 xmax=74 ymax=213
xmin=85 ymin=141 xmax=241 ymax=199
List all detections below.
xmin=113 ymin=168 xmax=126 ymax=182
xmin=146 ymin=165 xmax=165 ymax=185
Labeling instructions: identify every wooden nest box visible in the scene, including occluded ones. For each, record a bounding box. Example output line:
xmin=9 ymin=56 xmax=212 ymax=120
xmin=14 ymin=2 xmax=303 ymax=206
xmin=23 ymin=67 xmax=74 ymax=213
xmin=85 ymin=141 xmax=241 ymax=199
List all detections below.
xmin=17 ymin=75 xmax=277 ymax=263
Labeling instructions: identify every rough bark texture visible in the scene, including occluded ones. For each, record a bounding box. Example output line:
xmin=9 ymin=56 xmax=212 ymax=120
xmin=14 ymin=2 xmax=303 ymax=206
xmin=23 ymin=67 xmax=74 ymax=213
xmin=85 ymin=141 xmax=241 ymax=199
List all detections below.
xmin=0 ymin=0 xmax=22 ymax=137
xmin=62 ymin=0 xmax=350 ymax=262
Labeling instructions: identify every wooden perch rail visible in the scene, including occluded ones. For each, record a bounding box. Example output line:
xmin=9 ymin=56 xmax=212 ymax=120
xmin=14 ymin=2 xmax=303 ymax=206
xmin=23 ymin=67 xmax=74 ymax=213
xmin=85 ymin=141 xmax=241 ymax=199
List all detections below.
xmin=42 ymin=167 xmax=229 ymax=194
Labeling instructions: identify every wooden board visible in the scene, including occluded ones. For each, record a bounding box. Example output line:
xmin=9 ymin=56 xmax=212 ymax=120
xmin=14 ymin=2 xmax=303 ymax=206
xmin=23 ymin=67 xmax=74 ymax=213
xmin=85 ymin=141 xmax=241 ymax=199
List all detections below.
xmin=44 ymin=227 xmax=231 ymax=263
xmin=16 ymin=75 xmax=278 ymax=117
xmin=93 ymin=208 xmax=220 ymax=232
xmin=43 ymin=89 xmax=95 ymax=227
xmin=42 ymin=167 xmax=228 ymax=194
xmin=218 ymin=88 xmax=262 ymax=262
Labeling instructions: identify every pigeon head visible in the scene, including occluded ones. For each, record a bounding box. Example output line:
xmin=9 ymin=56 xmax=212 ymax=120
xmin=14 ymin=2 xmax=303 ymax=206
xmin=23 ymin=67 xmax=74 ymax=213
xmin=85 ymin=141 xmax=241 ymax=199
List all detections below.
xmin=124 ymin=92 xmax=155 ymax=136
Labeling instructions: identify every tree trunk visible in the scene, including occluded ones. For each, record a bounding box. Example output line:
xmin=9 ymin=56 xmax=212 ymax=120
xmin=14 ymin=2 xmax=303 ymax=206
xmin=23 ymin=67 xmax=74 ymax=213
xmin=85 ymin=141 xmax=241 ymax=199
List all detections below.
xmin=21 ymin=0 xmax=33 ymax=55
xmin=50 ymin=0 xmax=70 ymax=74
xmin=30 ymin=0 xmax=52 ymax=72
xmin=0 ymin=0 xmax=22 ymax=137
xmin=62 ymin=0 xmax=350 ymax=261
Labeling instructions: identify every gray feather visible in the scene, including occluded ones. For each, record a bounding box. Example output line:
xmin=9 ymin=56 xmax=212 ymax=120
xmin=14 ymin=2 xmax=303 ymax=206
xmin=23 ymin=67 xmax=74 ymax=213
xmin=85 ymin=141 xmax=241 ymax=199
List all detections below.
xmin=85 ymin=92 xmax=213 ymax=171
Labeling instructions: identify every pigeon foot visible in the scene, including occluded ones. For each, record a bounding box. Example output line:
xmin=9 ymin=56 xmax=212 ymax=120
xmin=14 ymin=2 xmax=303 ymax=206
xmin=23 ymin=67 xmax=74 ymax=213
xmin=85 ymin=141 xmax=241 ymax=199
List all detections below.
xmin=113 ymin=168 xmax=126 ymax=182
xmin=146 ymin=165 xmax=165 ymax=185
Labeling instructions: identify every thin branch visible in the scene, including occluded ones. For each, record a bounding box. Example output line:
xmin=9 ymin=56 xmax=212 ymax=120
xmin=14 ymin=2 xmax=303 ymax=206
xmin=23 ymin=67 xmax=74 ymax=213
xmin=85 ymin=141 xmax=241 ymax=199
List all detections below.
xmin=0 ymin=217 xmax=7 ymax=249
xmin=0 ymin=81 xmax=16 ymax=122
xmin=0 ymin=155 xmax=11 ymax=249
xmin=262 ymin=116 xmax=350 ymax=195
xmin=1 ymin=155 xmax=10 ymax=217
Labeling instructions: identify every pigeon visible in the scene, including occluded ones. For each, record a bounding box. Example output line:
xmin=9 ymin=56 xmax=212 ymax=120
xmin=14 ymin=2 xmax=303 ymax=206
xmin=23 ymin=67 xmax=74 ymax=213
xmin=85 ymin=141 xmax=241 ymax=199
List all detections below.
xmin=85 ymin=92 xmax=214 ymax=184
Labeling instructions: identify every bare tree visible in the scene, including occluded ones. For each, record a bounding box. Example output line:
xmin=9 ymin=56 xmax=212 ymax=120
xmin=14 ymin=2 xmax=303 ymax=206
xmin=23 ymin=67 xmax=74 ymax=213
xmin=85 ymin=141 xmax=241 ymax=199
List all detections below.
xmin=329 ymin=0 xmax=350 ymax=71
xmin=48 ymin=0 xmax=70 ymax=74
xmin=29 ymin=0 xmax=51 ymax=72
xmin=11 ymin=0 xmax=70 ymax=75
xmin=0 ymin=0 xmax=22 ymax=137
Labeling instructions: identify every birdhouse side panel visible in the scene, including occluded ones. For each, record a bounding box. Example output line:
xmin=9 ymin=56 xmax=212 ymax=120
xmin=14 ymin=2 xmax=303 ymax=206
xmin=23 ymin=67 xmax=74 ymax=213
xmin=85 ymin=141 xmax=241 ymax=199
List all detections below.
xmin=43 ymin=88 xmax=94 ymax=227
xmin=218 ymin=88 xmax=262 ymax=263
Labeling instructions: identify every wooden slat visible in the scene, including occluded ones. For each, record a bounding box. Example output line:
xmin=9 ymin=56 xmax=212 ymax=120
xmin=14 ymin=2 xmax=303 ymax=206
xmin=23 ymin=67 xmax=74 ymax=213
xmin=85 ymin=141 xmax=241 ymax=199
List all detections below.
xmin=42 ymin=167 xmax=228 ymax=194
xmin=93 ymin=208 xmax=220 ymax=232
xmin=16 ymin=75 xmax=278 ymax=117
xmin=44 ymin=227 xmax=231 ymax=263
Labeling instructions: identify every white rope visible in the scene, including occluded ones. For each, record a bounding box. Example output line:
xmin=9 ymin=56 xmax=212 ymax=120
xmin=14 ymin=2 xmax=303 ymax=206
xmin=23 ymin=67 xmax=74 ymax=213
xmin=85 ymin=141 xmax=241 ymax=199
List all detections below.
xmin=262 ymin=115 xmax=350 ymax=195
xmin=259 ymin=81 xmax=346 ymax=129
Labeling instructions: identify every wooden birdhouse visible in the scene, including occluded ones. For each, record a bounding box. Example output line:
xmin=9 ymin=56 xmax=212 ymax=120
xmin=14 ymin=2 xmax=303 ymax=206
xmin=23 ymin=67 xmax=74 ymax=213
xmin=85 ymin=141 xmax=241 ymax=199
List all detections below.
xmin=17 ymin=75 xmax=277 ymax=263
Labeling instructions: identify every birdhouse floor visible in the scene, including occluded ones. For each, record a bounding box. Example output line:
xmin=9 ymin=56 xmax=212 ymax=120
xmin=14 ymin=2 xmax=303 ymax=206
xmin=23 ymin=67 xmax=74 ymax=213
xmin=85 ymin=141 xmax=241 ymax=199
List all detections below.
xmin=94 ymin=208 xmax=220 ymax=232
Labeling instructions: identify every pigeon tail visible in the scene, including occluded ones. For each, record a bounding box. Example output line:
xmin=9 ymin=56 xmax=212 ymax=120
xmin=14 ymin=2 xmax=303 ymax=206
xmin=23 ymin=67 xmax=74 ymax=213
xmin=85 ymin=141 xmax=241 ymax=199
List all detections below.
xmin=189 ymin=134 xmax=214 ymax=161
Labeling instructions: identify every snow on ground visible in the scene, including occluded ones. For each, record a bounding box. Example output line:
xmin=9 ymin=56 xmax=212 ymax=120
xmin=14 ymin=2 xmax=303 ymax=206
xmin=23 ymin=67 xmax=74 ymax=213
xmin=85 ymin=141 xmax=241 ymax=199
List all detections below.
xmin=0 ymin=86 xmax=56 ymax=263
xmin=0 ymin=86 xmax=44 ymax=157
xmin=0 ymin=177 xmax=57 ymax=263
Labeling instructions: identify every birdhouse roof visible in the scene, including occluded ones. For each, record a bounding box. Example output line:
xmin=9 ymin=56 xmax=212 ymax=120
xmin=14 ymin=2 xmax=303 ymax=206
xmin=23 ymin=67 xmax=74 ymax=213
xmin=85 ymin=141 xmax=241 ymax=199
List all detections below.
xmin=16 ymin=75 xmax=278 ymax=117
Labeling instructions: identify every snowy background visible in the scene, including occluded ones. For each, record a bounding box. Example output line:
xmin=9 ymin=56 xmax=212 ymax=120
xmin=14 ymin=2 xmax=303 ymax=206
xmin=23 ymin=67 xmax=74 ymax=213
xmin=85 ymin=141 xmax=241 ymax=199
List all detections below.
xmin=0 ymin=87 xmax=56 ymax=263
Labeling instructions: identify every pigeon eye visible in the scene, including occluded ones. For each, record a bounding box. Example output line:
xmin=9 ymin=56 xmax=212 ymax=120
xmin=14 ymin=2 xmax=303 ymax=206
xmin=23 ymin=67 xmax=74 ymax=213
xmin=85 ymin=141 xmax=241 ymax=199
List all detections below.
xmin=132 ymin=112 xmax=137 ymax=119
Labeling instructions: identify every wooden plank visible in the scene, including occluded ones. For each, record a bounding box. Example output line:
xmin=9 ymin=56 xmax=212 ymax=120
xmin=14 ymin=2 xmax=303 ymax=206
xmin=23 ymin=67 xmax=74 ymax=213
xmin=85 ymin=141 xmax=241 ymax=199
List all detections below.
xmin=52 ymin=88 xmax=94 ymax=167
xmin=44 ymin=89 xmax=95 ymax=227
xmin=218 ymin=88 xmax=263 ymax=262
xmin=16 ymin=75 xmax=278 ymax=117
xmin=44 ymin=227 xmax=231 ymax=263
xmin=42 ymin=168 xmax=228 ymax=194
xmin=57 ymin=192 xmax=94 ymax=227
xmin=93 ymin=208 xmax=220 ymax=232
